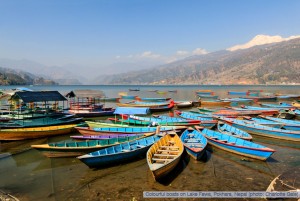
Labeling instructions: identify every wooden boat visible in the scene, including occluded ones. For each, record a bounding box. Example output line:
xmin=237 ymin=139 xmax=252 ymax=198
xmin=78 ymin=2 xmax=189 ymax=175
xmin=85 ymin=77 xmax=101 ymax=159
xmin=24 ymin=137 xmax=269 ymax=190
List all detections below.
xmin=180 ymin=128 xmax=207 ymax=160
xmin=0 ymin=124 xmax=77 ymax=141
xmin=0 ymin=115 xmax=83 ymax=129
xmin=217 ymin=122 xmax=252 ymax=140
xmin=244 ymin=117 xmax=284 ymax=128
xmin=120 ymin=95 xmax=137 ymax=99
xmin=116 ymin=100 xmax=171 ymax=107
xmin=275 ymin=94 xmax=300 ymax=100
xmin=197 ymin=94 xmax=219 ymax=99
xmin=85 ymin=121 xmax=129 ymax=128
xmin=77 ymin=135 xmax=160 ymax=168
xmin=156 ymin=91 xmax=167 ymax=94
xmin=228 ymin=91 xmax=250 ymax=95
xmin=128 ymin=114 xmax=201 ymax=125
xmin=168 ymin=90 xmax=177 ymax=93
xmin=258 ymin=115 xmax=300 ymax=131
xmin=108 ymin=117 xmax=191 ymax=128
xmin=135 ymin=97 xmax=171 ymax=102
xmin=31 ymin=134 xmax=144 ymax=158
xmin=219 ymin=117 xmax=300 ymax=142
xmin=243 ymin=96 xmax=277 ymax=102
xmin=128 ymin=89 xmax=140 ymax=91
xmin=221 ymin=98 xmax=253 ymax=104
xmin=146 ymin=133 xmax=184 ymax=180
xmin=195 ymin=90 xmax=214 ymax=95
xmin=175 ymin=101 xmax=193 ymax=108
xmin=259 ymin=102 xmax=293 ymax=109
xmin=68 ymin=107 xmax=115 ymax=117
xmin=196 ymin=126 xmax=275 ymax=161
xmin=174 ymin=110 xmax=216 ymax=128
xmin=199 ymin=100 xmax=231 ymax=107
xmin=292 ymin=102 xmax=300 ymax=108
xmin=174 ymin=110 xmax=213 ymax=120
xmin=75 ymin=126 xmax=166 ymax=135
xmin=149 ymin=101 xmax=175 ymax=112
xmin=70 ymin=133 xmax=143 ymax=140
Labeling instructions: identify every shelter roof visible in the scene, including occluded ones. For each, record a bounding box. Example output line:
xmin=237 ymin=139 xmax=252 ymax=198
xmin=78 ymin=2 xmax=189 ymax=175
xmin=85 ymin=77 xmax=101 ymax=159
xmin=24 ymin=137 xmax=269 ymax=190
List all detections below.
xmin=11 ymin=91 xmax=67 ymax=103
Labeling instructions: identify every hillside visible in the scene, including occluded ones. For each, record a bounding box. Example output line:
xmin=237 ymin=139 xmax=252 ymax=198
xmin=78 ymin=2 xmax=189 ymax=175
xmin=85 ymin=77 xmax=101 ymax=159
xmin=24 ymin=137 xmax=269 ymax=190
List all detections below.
xmin=98 ymin=38 xmax=300 ymax=85
xmin=0 ymin=67 xmax=58 ymax=85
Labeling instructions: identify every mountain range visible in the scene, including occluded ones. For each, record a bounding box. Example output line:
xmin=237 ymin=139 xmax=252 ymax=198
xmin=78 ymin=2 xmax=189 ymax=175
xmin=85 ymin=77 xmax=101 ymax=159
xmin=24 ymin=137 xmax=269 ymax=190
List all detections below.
xmin=1 ymin=34 xmax=300 ymax=85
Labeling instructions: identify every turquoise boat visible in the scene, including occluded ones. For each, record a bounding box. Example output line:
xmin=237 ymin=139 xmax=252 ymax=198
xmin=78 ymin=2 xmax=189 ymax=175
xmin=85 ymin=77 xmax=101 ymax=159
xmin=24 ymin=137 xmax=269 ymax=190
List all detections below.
xmin=217 ymin=122 xmax=252 ymax=140
xmin=78 ymin=135 xmax=161 ymax=168
xmin=174 ymin=110 xmax=216 ymax=128
xmin=258 ymin=116 xmax=300 ymax=131
xmin=31 ymin=134 xmax=144 ymax=157
xmin=196 ymin=126 xmax=275 ymax=161
xmin=180 ymin=128 xmax=207 ymax=160
xmin=220 ymin=117 xmax=300 ymax=142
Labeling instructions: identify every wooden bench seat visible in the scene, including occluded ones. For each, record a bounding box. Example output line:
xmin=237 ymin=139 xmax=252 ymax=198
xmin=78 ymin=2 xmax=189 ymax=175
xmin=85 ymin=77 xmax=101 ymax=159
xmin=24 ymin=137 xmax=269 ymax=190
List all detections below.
xmin=157 ymin=149 xmax=180 ymax=153
xmin=154 ymin=153 xmax=177 ymax=157
xmin=152 ymin=158 xmax=173 ymax=161
xmin=159 ymin=146 xmax=179 ymax=149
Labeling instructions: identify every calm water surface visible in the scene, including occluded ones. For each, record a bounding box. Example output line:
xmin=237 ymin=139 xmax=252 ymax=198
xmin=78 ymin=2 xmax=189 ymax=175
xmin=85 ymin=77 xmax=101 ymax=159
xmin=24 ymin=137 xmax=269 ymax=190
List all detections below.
xmin=0 ymin=85 xmax=300 ymax=201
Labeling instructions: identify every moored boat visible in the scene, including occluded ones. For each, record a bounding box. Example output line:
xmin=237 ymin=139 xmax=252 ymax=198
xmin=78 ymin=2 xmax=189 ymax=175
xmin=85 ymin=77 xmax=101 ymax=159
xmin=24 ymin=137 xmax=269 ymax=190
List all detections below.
xmin=199 ymin=100 xmax=231 ymax=107
xmin=0 ymin=124 xmax=77 ymax=141
xmin=217 ymin=122 xmax=253 ymax=140
xmin=75 ymin=126 xmax=165 ymax=135
xmin=31 ymin=134 xmax=144 ymax=157
xmin=77 ymin=135 xmax=161 ymax=168
xmin=146 ymin=133 xmax=184 ymax=180
xmin=180 ymin=128 xmax=207 ymax=160
xmin=196 ymin=126 xmax=275 ymax=161
xmin=219 ymin=117 xmax=300 ymax=142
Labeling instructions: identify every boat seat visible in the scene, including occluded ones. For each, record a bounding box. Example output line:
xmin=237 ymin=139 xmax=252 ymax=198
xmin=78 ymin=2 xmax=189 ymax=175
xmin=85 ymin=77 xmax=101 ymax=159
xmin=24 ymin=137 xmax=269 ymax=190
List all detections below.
xmin=122 ymin=149 xmax=130 ymax=152
xmin=159 ymin=146 xmax=179 ymax=149
xmin=187 ymin=134 xmax=195 ymax=136
xmin=136 ymin=145 xmax=146 ymax=148
xmin=157 ymin=149 xmax=180 ymax=153
xmin=184 ymin=139 xmax=200 ymax=142
xmin=153 ymin=154 xmax=177 ymax=157
xmin=152 ymin=158 xmax=173 ymax=162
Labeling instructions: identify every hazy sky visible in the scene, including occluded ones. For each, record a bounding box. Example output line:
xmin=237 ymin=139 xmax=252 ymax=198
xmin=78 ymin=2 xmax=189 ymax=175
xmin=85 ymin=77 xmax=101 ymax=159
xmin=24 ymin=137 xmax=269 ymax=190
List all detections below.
xmin=0 ymin=0 xmax=299 ymax=69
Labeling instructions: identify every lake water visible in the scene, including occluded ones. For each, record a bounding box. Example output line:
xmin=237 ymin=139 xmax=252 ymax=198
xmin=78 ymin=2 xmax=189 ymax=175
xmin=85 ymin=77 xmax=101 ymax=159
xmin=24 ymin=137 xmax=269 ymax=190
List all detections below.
xmin=0 ymin=85 xmax=299 ymax=201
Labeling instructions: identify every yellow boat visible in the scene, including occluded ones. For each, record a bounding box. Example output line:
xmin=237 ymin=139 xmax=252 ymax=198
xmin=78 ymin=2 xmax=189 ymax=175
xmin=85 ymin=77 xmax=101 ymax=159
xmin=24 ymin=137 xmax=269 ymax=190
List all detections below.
xmin=199 ymin=100 xmax=231 ymax=107
xmin=146 ymin=132 xmax=184 ymax=181
xmin=0 ymin=124 xmax=77 ymax=141
xmin=292 ymin=102 xmax=300 ymax=108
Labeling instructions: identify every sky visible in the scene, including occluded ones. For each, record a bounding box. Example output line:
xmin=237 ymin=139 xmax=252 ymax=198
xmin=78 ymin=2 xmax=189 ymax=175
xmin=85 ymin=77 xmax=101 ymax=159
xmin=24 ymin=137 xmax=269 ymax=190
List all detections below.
xmin=0 ymin=0 xmax=300 ymax=75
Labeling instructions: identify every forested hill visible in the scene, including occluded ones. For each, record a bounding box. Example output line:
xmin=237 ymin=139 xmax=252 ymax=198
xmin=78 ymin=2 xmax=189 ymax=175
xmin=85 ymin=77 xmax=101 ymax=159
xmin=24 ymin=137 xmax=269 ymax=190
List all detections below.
xmin=97 ymin=38 xmax=300 ymax=85
xmin=0 ymin=67 xmax=57 ymax=85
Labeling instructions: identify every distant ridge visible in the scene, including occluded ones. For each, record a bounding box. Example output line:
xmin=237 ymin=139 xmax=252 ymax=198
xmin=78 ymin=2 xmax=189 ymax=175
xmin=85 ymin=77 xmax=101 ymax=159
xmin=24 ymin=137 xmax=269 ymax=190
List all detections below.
xmin=98 ymin=37 xmax=300 ymax=85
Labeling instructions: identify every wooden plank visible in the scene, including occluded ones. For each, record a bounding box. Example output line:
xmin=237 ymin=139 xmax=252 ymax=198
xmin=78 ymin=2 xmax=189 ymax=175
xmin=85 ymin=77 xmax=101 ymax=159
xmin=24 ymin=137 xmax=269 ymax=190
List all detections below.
xmin=154 ymin=153 xmax=177 ymax=157
xmin=159 ymin=146 xmax=179 ymax=149
xmin=152 ymin=158 xmax=173 ymax=161
xmin=122 ymin=149 xmax=130 ymax=152
xmin=157 ymin=149 xmax=180 ymax=152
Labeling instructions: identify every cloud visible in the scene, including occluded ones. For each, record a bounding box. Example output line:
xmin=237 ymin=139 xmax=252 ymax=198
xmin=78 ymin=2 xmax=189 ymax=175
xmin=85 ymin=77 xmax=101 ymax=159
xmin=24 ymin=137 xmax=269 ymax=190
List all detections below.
xmin=192 ymin=48 xmax=208 ymax=55
xmin=114 ymin=47 xmax=208 ymax=64
xmin=227 ymin=34 xmax=300 ymax=51
xmin=176 ymin=50 xmax=189 ymax=56
xmin=140 ymin=51 xmax=161 ymax=59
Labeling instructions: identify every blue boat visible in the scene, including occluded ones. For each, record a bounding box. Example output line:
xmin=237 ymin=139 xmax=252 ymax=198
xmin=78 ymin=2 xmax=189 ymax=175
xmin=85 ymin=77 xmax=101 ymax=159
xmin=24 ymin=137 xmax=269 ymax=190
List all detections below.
xmin=245 ymin=117 xmax=285 ymax=128
xmin=174 ymin=110 xmax=213 ymax=120
xmin=217 ymin=122 xmax=252 ymax=140
xmin=259 ymin=116 xmax=300 ymax=131
xmin=195 ymin=126 xmax=275 ymax=161
xmin=219 ymin=117 xmax=300 ymax=142
xmin=228 ymin=91 xmax=249 ymax=95
xmin=174 ymin=110 xmax=216 ymax=128
xmin=92 ymin=126 xmax=173 ymax=134
xmin=180 ymin=128 xmax=207 ymax=160
xmin=197 ymin=94 xmax=219 ymax=99
xmin=77 ymin=135 xmax=161 ymax=168
xmin=135 ymin=97 xmax=171 ymax=102
xmin=221 ymin=98 xmax=253 ymax=103
xmin=259 ymin=102 xmax=293 ymax=109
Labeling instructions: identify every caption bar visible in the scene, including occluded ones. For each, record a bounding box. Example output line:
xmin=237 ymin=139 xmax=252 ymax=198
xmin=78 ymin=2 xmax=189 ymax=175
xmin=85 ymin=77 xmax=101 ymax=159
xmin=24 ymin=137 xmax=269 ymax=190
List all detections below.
xmin=143 ymin=191 xmax=300 ymax=198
